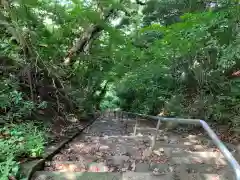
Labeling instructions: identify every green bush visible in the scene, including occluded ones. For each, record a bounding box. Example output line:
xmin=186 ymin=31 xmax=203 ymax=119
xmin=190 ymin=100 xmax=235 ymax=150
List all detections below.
xmin=0 ymin=78 xmax=47 ymax=179
xmin=0 ymin=122 xmax=47 ymax=180
xmin=0 ymin=78 xmax=47 ymax=123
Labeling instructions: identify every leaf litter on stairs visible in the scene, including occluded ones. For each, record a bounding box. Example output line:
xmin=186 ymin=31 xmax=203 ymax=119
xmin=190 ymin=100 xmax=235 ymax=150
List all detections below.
xmin=38 ymin=116 xmax=236 ymax=180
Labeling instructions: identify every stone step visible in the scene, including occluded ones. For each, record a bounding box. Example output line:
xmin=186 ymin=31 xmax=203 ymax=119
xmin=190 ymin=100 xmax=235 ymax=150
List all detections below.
xmin=134 ymin=128 xmax=188 ymax=140
xmin=33 ymin=171 xmax=172 ymax=180
xmin=134 ymin=129 xmax=221 ymax=146
xmin=123 ymin=119 xmax=156 ymax=127
xmin=153 ymin=144 xmax=221 ymax=155
xmin=155 ymin=136 xmax=204 ymax=147
xmin=149 ymin=163 xmax=230 ymax=173
xmin=79 ymin=133 xmax=236 ymax=154
xmin=155 ymin=142 xmax=204 ymax=149
xmin=122 ymin=118 xmax=149 ymax=122
xmin=44 ymin=160 xmax=231 ymax=174
xmin=45 ymin=161 xmax=104 ymax=172
xmin=172 ymin=151 xmax=224 ymax=158
xmin=134 ymin=162 xmax=230 ymax=173
xmin=59 ymin=136 xmax=151 ymax=158
xmin=32 ymin=171 xmax=121 ymax=180
xmin=178 ymin=172 xmax=235 ymax=180
xmin=134 ymin=127 xmax=159 ymax=135
xmin=155 ymin=134 xmax=234 ymax=149
xmin=122 ymin=172 xmax=172 ymax=180
xmin=78 ymin=134 xmax=210 ymax=149
xmin=136 ymin=131 xmax=198 ymax=143
xmin=33 ymin=169 xmax=235 ymax=180
xmin=136 ymin=127 xmax=159 ymax=131
xmin=170 ymin=151 xmax=227 ymax=165
xmin=82 ymin=135 xmax=152 ymax=141
xmin=67 ymin=136 xmax=222 ymax=157
xmin=78 ymin=135 xmax=151 ymax=149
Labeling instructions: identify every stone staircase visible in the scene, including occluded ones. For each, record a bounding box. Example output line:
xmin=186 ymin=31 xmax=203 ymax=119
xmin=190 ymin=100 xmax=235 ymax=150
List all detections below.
xmin=32 ymin=113 xmax=237 ymax=180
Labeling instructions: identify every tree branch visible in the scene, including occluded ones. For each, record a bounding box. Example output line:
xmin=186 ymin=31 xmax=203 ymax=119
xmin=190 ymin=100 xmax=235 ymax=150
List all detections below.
xmin=64 ymin=25 xmax=102 ymax=65
xmin=64 ymin=8 xmax=114 ymax=66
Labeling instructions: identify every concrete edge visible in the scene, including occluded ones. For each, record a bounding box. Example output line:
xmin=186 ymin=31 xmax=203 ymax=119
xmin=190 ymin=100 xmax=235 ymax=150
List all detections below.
xmin=20 ymin=118 xmax=97 ymax=180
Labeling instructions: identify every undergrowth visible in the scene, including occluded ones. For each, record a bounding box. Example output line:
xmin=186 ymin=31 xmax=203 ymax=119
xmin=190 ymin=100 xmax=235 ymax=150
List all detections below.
xmin=0 ymin=122 xmax=47 ymax=180
xmin=0 ymin=79 xmax=48 ymax=179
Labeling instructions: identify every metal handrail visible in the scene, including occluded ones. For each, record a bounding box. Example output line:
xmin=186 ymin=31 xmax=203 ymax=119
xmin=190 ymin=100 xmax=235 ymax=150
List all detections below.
xmin=114 ymin=110 xmax=240 ymax=180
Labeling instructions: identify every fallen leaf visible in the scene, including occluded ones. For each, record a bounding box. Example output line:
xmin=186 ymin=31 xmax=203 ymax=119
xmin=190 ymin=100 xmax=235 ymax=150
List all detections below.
xmin=142 ymin=148 xmax=152 ymax=159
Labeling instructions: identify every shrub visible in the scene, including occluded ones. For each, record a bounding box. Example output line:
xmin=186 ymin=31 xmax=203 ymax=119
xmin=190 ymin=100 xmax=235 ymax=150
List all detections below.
xmin=0 ymin=122 xmax=47 ymax=179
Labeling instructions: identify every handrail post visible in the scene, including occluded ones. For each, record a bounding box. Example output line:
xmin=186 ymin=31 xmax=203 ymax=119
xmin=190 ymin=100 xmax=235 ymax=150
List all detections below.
xmin=133 ymin=116 xmax=139 ymax=136
xmin=151 ymin=117 xmax=161 ymax=149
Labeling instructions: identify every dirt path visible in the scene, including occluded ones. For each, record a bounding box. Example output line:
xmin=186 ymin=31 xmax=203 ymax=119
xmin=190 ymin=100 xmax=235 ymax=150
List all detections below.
xmin=33 ymin=113 xmax=238 ymax=180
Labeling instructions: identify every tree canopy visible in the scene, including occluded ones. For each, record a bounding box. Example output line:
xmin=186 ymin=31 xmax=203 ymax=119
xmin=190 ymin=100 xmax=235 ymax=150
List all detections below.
xmin=1 ymin=0 xmax=240 ymax=129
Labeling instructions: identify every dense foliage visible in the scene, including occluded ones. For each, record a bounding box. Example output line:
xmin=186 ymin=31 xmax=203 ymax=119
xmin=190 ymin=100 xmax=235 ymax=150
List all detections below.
xmin=0 ymin=123 xmax=46 ymax=179
xmin=115 ymin=1 xmax=240 ymax=128
xmin=0 ymin=0 xmax=239 ymax=179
